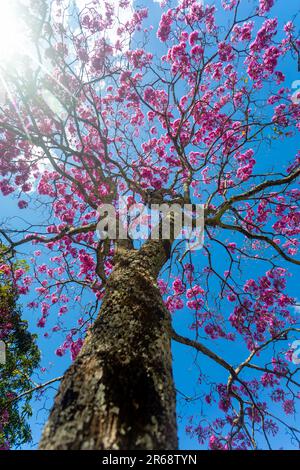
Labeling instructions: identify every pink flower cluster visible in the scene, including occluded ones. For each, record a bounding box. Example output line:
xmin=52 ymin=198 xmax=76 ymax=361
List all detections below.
xmin=259 ymin=0 xmax=275 ymax=15
xmin=157 ymin=10 xmax=173 ymax=42
xmin=56 ymin=334 xmax=84 ymax=361
xmin=232 ymin=21 xmax=254 ymax=42
xmin=235 ymin=149 xmax=256 ymax=181
xmin=229 ymin=268 xmax=294 ymax=348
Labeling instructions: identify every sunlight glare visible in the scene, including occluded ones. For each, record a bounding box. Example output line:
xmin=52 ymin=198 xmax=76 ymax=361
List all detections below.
xmin=0 ymin=1 xmax=28 ymax=63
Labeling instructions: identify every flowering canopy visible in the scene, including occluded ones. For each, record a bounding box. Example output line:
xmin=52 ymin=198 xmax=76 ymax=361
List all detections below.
xmin=0 ymin=0 xmax=300 ymax=449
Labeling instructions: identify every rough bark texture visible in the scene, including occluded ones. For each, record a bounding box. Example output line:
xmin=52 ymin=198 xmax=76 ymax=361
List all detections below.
xmin=39 ymin=240 xmax=178 ymax=450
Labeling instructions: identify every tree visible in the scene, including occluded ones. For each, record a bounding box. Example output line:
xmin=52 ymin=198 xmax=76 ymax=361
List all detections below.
xmin=0 ymin=255 xmax=40 ymax=449
xmin=0 ymin=0 xmax=299 ymax=450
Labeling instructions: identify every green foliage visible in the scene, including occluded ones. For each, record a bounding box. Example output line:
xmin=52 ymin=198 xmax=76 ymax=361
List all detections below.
xmin=0 ymin=267 xmax=40 ymax=449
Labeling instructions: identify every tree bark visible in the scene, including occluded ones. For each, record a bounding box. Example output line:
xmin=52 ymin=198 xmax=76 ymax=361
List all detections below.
xmin=39 ymin=240 xmax=178 ymax=450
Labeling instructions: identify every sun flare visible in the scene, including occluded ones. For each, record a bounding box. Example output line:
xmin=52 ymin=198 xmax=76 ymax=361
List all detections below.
xmin=0 ymin=1 xmax=29 ymax=63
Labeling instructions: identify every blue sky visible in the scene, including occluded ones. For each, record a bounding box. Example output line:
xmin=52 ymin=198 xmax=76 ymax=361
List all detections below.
xmin=0 ymin=0 xmax=300 ymax=450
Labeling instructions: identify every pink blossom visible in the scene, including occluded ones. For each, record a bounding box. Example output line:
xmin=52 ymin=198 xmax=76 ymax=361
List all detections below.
xmin=18 ymin=200 xmax=28 ymax=209
xmin=283 ymin=399 xmax=295 ymax=415
xmin=189 ymin=30 xmax=199 ymax=46
xmin=259 ymin=0 xmax=275 ymax=15
xmin=157 ymin=10 xmax=172 ymax=42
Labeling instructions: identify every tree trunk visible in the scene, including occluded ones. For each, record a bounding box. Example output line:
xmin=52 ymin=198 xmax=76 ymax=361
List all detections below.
xmin=39 ymin=240 xmax=178 ymax=450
